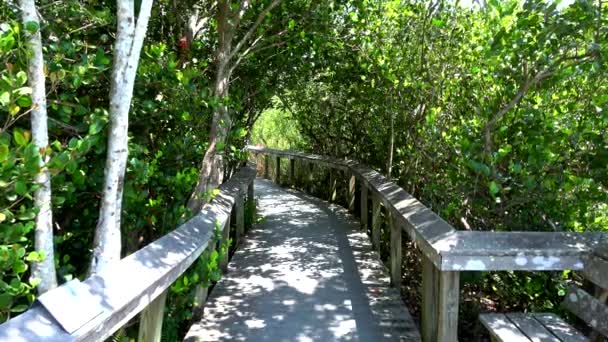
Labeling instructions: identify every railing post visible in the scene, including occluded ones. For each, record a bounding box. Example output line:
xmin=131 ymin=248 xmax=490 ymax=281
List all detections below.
xmin=264 ymin=155 xmax=269 ymax=179
xmin=389 ymin=210 xmax=401 ymax=286
xmin=219 ymin=215 xmax=231 ymax=273
xmin=138 ymin=290 xmax=168 ymax=342
xmin=421 ymin=257 xmax=459 ymax=342
xmin=236 ymin=192 xmax=245 ymax=245
xmin=329 ymin=169 xmax=337 ymax=202
xmin=247 ymin=180 xmax=254 ymax=230
xmin=289 ymin=158 xmax=295 ymax=187
xmin=348 ymin=172 xmax=356 ymax=212
xmin=371 ymin=196 xmax=381 ymax=252
xmin=275 ymin=156 xmax=281 ymax=184
xmin=360 ymin=185 xmax=368 ymax=231
xmin=308 ymin=162 xmax=314 ymax=194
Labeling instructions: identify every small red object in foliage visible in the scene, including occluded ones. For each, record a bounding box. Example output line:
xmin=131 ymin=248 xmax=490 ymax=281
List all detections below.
xmin=178 ymin=36 xmax=189 ymax=50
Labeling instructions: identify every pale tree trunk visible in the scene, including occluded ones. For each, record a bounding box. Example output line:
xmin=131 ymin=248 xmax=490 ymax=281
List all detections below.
xmin=187 ymin=0 xmax=281 ymax=213
xmin=90 ymin=0 xmax=153 ymax=275
xmin=19 ymin=0 xmax=58 ymax=293
xmin=387 ymin=92 xmax=395 ymax=178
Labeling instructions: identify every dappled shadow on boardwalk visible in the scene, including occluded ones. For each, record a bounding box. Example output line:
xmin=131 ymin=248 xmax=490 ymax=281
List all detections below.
xmin=185 ymin=178 xmax=419 ymax=342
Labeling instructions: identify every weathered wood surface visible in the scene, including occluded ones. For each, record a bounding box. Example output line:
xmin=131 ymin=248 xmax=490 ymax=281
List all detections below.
xmin=562 ymin=286 xmax=608 ymax=337
xmin=137 ymin=290 xmax=167 ymax=342
xmin=360 ymin=186 xmax=368 ymax=231
xmin=480 ymin=312 xmax=588 ymax=342
xmin=247 ymin=146 xmax=606 ymax=272
xmin=583 ymin=254 xmax=608 ymax=289
xmin=185 ymin=178 xmax=420 ymax=341
xmin=0 ymin=166 xmax=256 ymax=342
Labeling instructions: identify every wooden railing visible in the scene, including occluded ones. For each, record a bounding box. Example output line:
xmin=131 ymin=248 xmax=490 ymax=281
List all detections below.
xmin=248 ymin=146 xmax=608 ymax=342
xmin=0 ymin=165 xmax=256 ymax=342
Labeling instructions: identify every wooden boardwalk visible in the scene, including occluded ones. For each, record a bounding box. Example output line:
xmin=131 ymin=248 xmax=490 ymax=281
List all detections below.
xmin=185 ymin=178 xmax=420 ymax=341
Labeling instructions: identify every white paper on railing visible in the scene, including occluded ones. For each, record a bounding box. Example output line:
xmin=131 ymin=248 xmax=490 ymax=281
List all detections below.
xmin=36 ymin=279 xmax=104 ymax=334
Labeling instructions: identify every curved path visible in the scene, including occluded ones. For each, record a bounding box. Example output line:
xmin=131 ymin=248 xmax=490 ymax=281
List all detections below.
xmin=185 ymin=178 xmax=420 ymax=341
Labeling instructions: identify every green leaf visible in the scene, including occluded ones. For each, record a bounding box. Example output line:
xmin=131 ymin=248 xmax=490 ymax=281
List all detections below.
xmin=14 ymin=181 xmax=27 ymax=196
xmin=489 ymin=181 xmax=501 ymax=196
xmin=15 ymin=71 xmax=27 ymax=86
xmin=0 ymin=293 xmax=11 ymax=309
xmin=0 ymin=144 xmax=8 ymax=162
xmin=0 ymin=91 xmax=9 ymax=106
xmin=25 ymin=21 xmax=39 ymax=33
xmin=13 ymin=130 xmax=29 ymax=146
xmin=10 ymin=304 xmax=29 ymax=313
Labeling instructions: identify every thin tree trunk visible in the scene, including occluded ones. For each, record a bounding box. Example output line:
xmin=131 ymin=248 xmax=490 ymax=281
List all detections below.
xmin=387 ymin=93 xmax=395 ymax=179
xmin=19 ymin=0 xmax=58 ymax=293
xmin=90 ymin=0 xmax=153 ymax=275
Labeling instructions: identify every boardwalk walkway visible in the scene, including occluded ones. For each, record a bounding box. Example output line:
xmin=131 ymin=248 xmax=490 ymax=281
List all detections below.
xmin=185 ymin=178 xmax=420 ymax=341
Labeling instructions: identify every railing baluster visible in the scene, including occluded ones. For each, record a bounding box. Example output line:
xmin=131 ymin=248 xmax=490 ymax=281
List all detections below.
xmin=236 ymin=193 xmax=245 ymax=245
xmin=289 ymin=158 xmax=295 ymax=187
xmin=219 ymin=215 xmax=231 ymax=273
xmin=422 ymin=256 xmax=459 ymax=342
xmin=389 ymin=210 xmax=401 ymax=286
xmin=275 ymin=156 xmax=281 ymax=184
xmin=360 ymin=185 xmax=368 ymax=231
xmin=371 ymin=196 xmax=381 ymax=252
xmin=138 ymin=290 xmax=168 ymax=342
xmin=264 ymin=155 xmax=270 ymax=179
xmin=329 ymin=169 xmax=337 ymax=202
xmin=348 ymin=172 xmax=356 ymax=212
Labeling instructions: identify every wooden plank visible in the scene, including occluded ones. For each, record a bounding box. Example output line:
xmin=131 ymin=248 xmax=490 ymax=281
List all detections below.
xmin=562 ymin=286 xmax=608 ymax=337
xmin=421 ymin=257 xmax=439 ymax=342
xmin=348 ymin=172 xmax=356 ymax=212
xmin=371 ymin=195 xmax=382 ymax=252
xmin=390 ymin=211 xmax=401 ymax=287
xmin=436 ymin=270 xmax=459 ymax=342
xmin=137 ymin=290 xmax=167 ymax=342
xmin=480 ymin=313 xmax=532 ymax=342
xmin=360 ymin=185 xmax=368 ymax=231
xmin=583 ymin=255 xmax=608 ymax=289
xmin=532 ymin=313 xmax=588 ymax=342
xmin=505 ymin=313 xmax=560 ymax=342
xmin=432 ymin=231 xmax=602 ymax=271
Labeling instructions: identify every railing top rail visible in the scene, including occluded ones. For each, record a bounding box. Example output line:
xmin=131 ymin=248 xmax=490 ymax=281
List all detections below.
xmin=0 ymin=165 xmax=256 ymax=342
xmin=248 ymin=146 xmax=607 ymax=272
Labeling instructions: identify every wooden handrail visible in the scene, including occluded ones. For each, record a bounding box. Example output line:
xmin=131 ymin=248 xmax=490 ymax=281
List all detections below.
xmin=248 ymin=146 xmax=608 ymax=342
xmin=0 ymin=165 xmax=256 ymax=342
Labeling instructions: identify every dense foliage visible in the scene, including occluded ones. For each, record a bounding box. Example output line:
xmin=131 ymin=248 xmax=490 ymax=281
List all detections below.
xmin=251 ymin=0 xmax=607 ymax=337
xmin=1 ymin=0 xmax=606 ymax=340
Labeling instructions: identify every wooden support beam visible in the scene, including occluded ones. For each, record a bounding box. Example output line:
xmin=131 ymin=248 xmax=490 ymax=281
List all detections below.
xmin=308 ymin=162 xmax=314 ymax=194
xmin=137 ymin=290 xmax=167 ymax=342
xmin=289 ymin=158 xmax=295 ymax=187
xmin=264 ymin=155 xmax=269 ymax=179
xmin=236 ymin=194 xmax=245 ymax=245
xmin=421 ymin=256 xmax=460 ymax=342
xmin=246 ymin=181 xmax=254 ymax=230
xmin=371 ymin=196 xmax=381 ymax=252
xmin=421 ymin=257 xmax=439 ymax=342
xmin=348 ymin=173 xmax=356 ymax=212
xmin=360 ymin=186 xmax=368 ymax=231
xmin=275 ymin=156 xmax=281 ymax=184
xmin=219 ymin=216 xmax=231 ymax=273
xmin=390 ymin=211 xmax=401 ymax=287
xmin=329 ymin=169 xmax=337 ymax=202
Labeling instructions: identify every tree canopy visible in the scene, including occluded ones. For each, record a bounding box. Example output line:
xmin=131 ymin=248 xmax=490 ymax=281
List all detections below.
xmin=0 ymin=0 xmax=606 ymax=339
